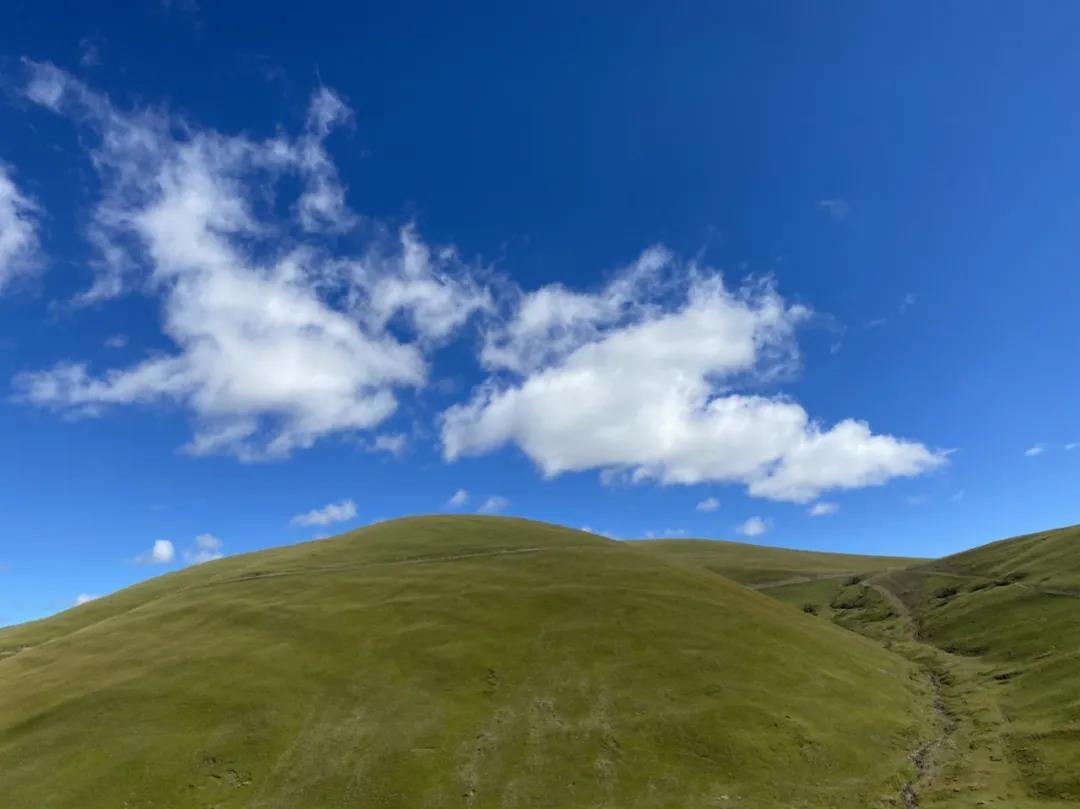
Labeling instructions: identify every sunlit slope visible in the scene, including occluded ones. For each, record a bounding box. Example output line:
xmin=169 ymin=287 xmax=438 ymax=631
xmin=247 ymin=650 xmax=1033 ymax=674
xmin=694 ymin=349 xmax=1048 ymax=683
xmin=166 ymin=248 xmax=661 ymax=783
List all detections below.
xmin=630 ymin=537 xmax=923 ymax=586
xmin=0 ymin=517 xmax=929 ymax=809
xmin=760 ymin=524 xmax=1080 ymax=806
xmin=909 ymin=524 xmax=1080 ymax=802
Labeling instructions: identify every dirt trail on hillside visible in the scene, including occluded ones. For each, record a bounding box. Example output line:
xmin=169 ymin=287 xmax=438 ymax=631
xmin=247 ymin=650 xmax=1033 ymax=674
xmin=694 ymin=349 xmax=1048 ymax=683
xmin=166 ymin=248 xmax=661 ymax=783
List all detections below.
xmin=869 ymin=581 xmax=956 ymax=808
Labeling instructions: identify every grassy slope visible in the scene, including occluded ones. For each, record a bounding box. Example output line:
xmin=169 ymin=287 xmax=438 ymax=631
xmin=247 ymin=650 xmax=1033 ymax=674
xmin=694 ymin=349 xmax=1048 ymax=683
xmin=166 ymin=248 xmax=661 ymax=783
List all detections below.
xmin=0 ymin=516 xmax=930 ymax=809
xmin=761 ymin=524 xmax=1080 ymax=807
xmin=629 ymin=537 xmax=923 ymax=587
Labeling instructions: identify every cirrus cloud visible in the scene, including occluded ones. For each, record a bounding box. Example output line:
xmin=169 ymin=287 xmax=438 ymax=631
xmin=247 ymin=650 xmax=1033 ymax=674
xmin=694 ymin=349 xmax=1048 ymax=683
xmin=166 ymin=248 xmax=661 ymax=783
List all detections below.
xmin=0 ymin=161 xmax=42 ymax=293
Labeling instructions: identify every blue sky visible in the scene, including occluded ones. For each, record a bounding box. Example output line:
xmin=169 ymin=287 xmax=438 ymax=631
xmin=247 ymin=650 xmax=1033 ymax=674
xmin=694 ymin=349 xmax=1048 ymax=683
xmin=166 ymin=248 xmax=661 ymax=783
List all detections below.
xmin=1 ymin=1 xmax=1078 ymax=624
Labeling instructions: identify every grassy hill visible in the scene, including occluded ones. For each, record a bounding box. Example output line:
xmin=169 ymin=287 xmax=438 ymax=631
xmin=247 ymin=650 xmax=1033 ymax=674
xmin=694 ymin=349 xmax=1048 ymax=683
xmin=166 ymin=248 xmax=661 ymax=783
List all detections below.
xmin=757 ymin=524 xmax=1080 ymax=807
xmin=629 ymin=537 xmax=923 ymax=587
xmin=0 ymin=516 xmax=930 ymax=809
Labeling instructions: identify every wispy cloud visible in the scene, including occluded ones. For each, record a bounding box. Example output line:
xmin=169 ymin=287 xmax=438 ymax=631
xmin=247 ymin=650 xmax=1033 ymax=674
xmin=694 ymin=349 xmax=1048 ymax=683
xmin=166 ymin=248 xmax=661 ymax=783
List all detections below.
xmin=0 ymin=161 xmax=42 ymax=294
xmin=291 ymin=499 xmax=357 ymax=527
xmin=74 ymin=593 xmax=99 ymax=606
xmin=477 ymin=495 xmax=508 ymax=514
xmin=736 ymin=516 xmax=769 ymax=537
xmin=446 ymin=488 xmax=469 ymax=508
xmin=695 ymin=496 xmax=720 ymax=512
xmin=807 ymin=502 xmax=838 ymax=517
xmin=134 ymin=539 xmax=175 ymax=565
xmin=1024 ymin=444 xmax=1046 ymax=457
xmin=370 ymin=433 xmax=407 ymax=456
xmin=184 ymin=533 xmax=224 ymax=564
xmin=1066 ymin=442 xmax=1078 ymax=451
xmin=103 ymin=334 xmax=128 ymax=349
xmin=78 ymin=34 xmax=105 ymax=67
xmin=645 ymin=527 xmax=687 ymax=539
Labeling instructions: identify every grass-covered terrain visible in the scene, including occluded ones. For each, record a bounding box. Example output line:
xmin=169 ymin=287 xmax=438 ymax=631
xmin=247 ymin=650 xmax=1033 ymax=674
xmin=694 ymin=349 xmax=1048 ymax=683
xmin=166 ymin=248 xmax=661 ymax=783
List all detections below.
xmin=751 ymin=524 xmax=1080 ymax=808
xmin=630 ymin=537 xmax=922 ymax=587
xmin=0 ymin=517 xmax=931 ymax=809
xmin=3 ymin=517 xmax=1077 ymax=808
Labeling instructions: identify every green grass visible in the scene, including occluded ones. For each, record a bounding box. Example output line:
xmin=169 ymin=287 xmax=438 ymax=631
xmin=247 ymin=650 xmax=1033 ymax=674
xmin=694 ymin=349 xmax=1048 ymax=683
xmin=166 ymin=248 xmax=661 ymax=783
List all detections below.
xmin=752 ymin=523 xmax=1080 ymax=807
xmin=0 ymin=516 xmax=930 ymax=809
xmin=629 ymin=537 xmax=923 ymax=587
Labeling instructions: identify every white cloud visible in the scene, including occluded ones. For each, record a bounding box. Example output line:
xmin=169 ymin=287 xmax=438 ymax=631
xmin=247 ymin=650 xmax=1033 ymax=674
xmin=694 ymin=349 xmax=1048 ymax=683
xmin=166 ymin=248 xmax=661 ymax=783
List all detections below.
xmin=645 ymin=527 xmax=687 ymax=539
xmin=1024 ymin=444 xmax=1046 ymax=457
xmin=696 ymin=496 xmax=720 ymax=512
xmin=103 ymin=334 xmax=128 ymax=349
xmin=899 ymin=293 xmax=916 ymax=314
xmin=443 ymin=251 xmax=944 ymax=503
xmin=808 ymin=501 xmax=838 ymax=517
xmin=291 ymin=499 xmax=357 ymax=527
xmin=446 ymin=488 xmax=469 ymax=508
xmin=184 ymin=533 xmax=224 ymax=564
xmin=477 ymin=495 xmax=508 ymax=514
xmin=74 ymin=593 xmax=99 ymax=606
xmin=79 ymin=34 xmax=105 ymax=68
xmin=14 ymin=63 xmax=490 ymax=460
xmin=0 ymin=161 xmax=42 ymax=293
xmin=370 ymin=432 xmax=407 ymax=456
xmin=1065 ymin=442 xmax=1077 ymax=451
xmin=736 ymin=517 xmax=769 ymax=537
xmin=134 ymin=538 xmax=175 ymax=565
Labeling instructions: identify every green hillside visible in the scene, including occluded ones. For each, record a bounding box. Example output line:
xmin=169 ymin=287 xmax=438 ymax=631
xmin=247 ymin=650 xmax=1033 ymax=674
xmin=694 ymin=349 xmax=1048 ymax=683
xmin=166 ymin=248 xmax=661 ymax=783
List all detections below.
xmin=0 ymin=516 xmax=930 ymax=809
xmin=630 ymin=537 xmax=923 ymax=587
xmin=759 ymin=524 xmax=1080 ymax=807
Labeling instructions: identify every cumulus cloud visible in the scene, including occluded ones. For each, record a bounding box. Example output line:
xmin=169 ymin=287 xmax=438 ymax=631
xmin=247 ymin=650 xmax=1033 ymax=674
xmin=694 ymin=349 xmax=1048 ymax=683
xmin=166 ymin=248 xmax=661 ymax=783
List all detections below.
xmin=184 ymin=533 xmax=224 ymax=564
xmin=477 ymin=495 xmax=508 ymax=514
xmin=443 ymin=250 xmax=944 ymax=503
xmin=696 ymin=497 xmax=720 ymax=512
xmin=736 ymin=517 xmax=769 ymax=537
xmin=74 ymin=593 xmax=99 ymax=606
xmin=134 ymin=538 xmax=175 ymax=565
xmin=14 ymin=63 xmax=490 ymax=460
xmin=291 ymin=499 xmax=357 ymax=527
xmin=0 ymin=161 xmax=42 ymax=293
xmin=808 ymin=501 xmax=839 ymax=517
xmin=446 ymin=488 xmax=469 ymax=508
xmin=1024 ymin=444 xmax=1046 ymax=457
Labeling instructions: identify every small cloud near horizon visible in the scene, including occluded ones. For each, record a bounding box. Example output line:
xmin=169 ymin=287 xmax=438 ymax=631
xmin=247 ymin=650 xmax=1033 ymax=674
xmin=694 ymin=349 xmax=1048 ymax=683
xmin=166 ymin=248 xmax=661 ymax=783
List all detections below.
xmin=645 ymin=528 xmax=687 ymax=539
xmin=134 ymin=538 xmax=174 ymax=565
xmin=808 ymin=502 xmax=838 ymax=517
xmin=291 ymin=499 xmax=357 ymax=527
xmin=477 ymin=495 xmax=508 ymax=514
xmin=446 ymin=489 xmax=469 ymax=508
xmin=736 ymin=516 xmax=769 ymax=537
xmin=74 ymin=593 xmax=99 ymax=606
xmin=696 ymin=496 xmax=720 ymax=512
xmin=184 ymin=533 xmax=224 ymax=565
